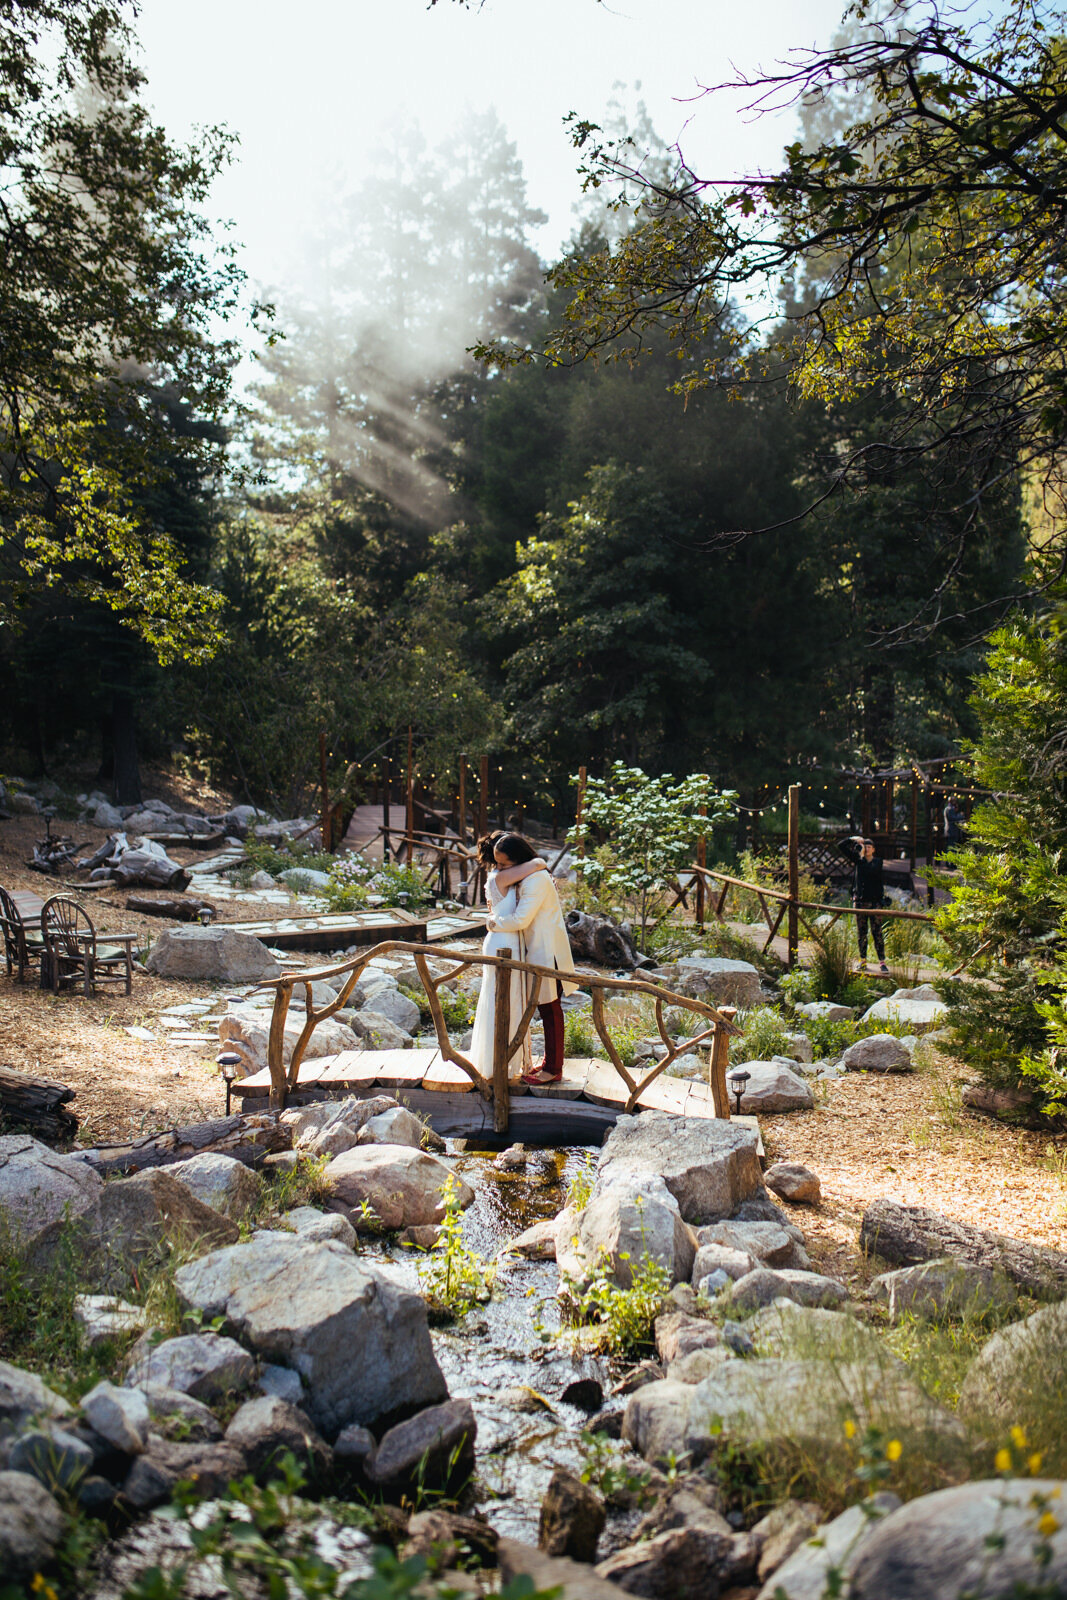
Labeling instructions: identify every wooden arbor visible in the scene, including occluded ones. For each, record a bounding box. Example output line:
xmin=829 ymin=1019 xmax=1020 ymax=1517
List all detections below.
xmin=258 ymin=939 xmax=742 ymax=1129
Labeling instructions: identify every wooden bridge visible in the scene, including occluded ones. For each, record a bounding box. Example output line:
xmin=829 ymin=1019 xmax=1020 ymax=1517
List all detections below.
xmin=234 ymin=939 xmax=744 ymax=1140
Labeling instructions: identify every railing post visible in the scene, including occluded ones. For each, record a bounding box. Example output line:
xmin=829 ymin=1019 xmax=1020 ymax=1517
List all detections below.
xmin=267 ymin=984 xmax=292 ymax=1112
xmin=709 ymin=1007 xmax=734 ymax=1118
xmin=492 ymin=946 xmax=512 ymax=1133
xmin=787 ymin=783 xmax=800 ymax=969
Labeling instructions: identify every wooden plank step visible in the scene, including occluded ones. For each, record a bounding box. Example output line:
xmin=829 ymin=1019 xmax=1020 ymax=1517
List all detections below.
xmin=371 ymin=1049 xmax=440 ymax=1089
xmin=421 ymin=1054 xmax=478 ymax=1093
xmin=525 ymin=1058 xmax=596 ymax=1101
xmin=317 ymin=1050 xmax=383 ymax=1087
xmin=633 ymin=1073 xmax=693 ymax=1115
xmin=581 ymin=1062 xmax=633 ymax=1109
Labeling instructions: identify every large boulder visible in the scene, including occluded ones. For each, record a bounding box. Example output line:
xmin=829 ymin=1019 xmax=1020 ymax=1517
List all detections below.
xmin=0 ymin=1470 xmax=65 ymax=1579
xmin=731 ymin=1060 xmax=814 ymax=1113
xmin=168 ymin=1153 xmax=265 ymax=1218
xmin=325 ymin=1146 xmax=473 ymax=1232
xmin=126 ymin=1331 xmax=256 ymax=1401
xmin=357 ymin=1106 xmax=429 ymax=1151
xmin=359 ymin=987 xmax=421 ymax=1035
xmin=144 ymin=927 xmax=280 ymax=982
xmin=958 ymin=1300 xmax=1067 ymax=1432
xmin=0 ymin=1134 xmax=103 ymax=1248
xmin=538 ymin=1466 xmax=606 ymax=1563
xmin=349 ymin=1011 xmax=412 ymax=1050
xmin=870 ymin=1257 xmax=1017 ymax=1321
xmin=840 ymin=1034 xmax=912 ymax=1073
xmin=846 ymin=1479 xmax=1067 ymax=1600
xmin=556 ymin=1175 xmax=696 ymax=1289
xmin=31 ymin=1168 xmax=238 ymax=1291
xmin=80 ymin=1380 xmax=151 ymax=1455
xmin=0 ymin=1359 xmax=72 ymax=1438
xmin=123 ymin=1436 xmax=248 ymax=1510
xmin=173 ymin=1234 xmax=448 ymax=1435
xmin=596 ymin=1112 xmax=763 ymax=1225
xmin=367 ymin=1399 xmax=477 ymax=1493
xmin=696 ymin=1219 xmax=810 ymax=1271
xmin=219 ymin=1006 xmax=356 ymax=1075
xmin=224 ymin=1396 xmax=331 ymax=1481
xmin=861 ymin=992 xmax=948 ymax=1032
xmin=728 ymin=1267 xmax=848 ymax=1312
xmin=756 ymin=1493 xmax=901 ymax=1600
xmin=669 ymin=956 xmax=763 ymax=1008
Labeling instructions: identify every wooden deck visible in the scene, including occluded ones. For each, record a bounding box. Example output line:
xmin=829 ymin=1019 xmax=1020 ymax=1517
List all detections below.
xmin=212 ymin=909 xmax=487 ymax=951
xmin=233 ymin=1047 xmax=762 ymax=1146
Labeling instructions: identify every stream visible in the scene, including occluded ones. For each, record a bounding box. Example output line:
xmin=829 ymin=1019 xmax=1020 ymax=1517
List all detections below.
xmin=357 ymin=1143 xmax=648 ymax=1553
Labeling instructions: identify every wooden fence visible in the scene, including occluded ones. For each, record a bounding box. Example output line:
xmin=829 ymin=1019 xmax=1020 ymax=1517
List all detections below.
xmin=258 ymin=938 xmax=741 ymax=1125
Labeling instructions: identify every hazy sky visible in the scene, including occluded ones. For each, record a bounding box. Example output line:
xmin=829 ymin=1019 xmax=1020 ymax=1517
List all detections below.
xmin=135 ymin=0 xmax=845 ymax=299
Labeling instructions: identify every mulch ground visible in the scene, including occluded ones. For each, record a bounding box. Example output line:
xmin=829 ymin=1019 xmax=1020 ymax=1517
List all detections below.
xmin=2 ymin=780 xmax=1066 ymax=1275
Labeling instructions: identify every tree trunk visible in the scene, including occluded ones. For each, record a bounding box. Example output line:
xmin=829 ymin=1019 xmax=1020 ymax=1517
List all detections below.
xmin=860 ymin=1198 xmax=1067 ymax=1297
xmin=75 ymin=1111 xmax=293 ymax=1176
xmin=124 ymin=895 xmax=215 ymax=922
xmin=0 ymin=1067 xmax=78 ymax=1142
xmin=862 ymin=663 xmax=895 ymax=770
xmin=112 ymin=690 xmax=142 ymax=805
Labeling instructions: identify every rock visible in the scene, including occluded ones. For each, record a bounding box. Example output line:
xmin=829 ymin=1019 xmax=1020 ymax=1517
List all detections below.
xmin=845 ymin=1478 xmax=1067 ymax=1600
xmin=283 ymin=1206 xmax=358 ymax=1249
xmin=81 ymin=1380 xmax=150 ymax=1455
xmin=758 ymin=1492 xmax=901 ymax=1599
xmin=285 ymin=1094 xmax=396 ymax=1143
xmin=750 ymin=1301 xmax=886 ymax=1361
xmin=729 ymin=1267 xmax=848 ymax=1311
xmin=558 ymin=1175 xmax=696 ymax=1289
xmin=258 ymin=1363 xmax=305 ymax=1404
xmin=794 ymin=1000 xmax=854 ymax=1023
xmin=840 ymin=1033 xmax=913 ymax=1073
xmin=9 ymin=1424 xmax=94 ymax=1488
xmin=690 ymin=1242 xmax=758 ymax=1286
xmin=352 ymin=972 xmax=398 ymax=1005
xmin=123 ymin=1436 xmax=248 ymax=1509
xmin=225 ymin=1396 xmax=331 ymax=1480
xmin=780 ymin=1033 xmax=814 ymax=1064
xmin=860 ymin=1198 xmax=1067 ymax=1297
xmin=142 ymin=1385 xmax=222 ymax=1441
xmin=219 ymin=1007 xmax=356 ymax=1075
xmin=870 ymin=1256 xmax=1017 ymax=1320
xmin=861 ymin=994 xmax=948 ymax=1032
xmin=168 ymin=1152 xmax=265 ymax=1218
xmin=349 ymin=1010 xmax=412 ymax=1050
xmin=145 ymin=927 xmax=281 ymax=982
xmin=672 ymin=956 xmax=763 ymax=1008
xmin=622 ymin=1380 xmax=696 ymax=1465
xmin=655 ymin=1310 xmax=721 ymax=1364
xmin=596 ymin=1524 xmax=738 ymax=1597
xmin=506 ymin=1217 xmax=559 ymax=1260
xmin=326 ymin=1145 xmax=474 ymax=1231
xmin=732 ymin=1194 xmax=797 ymax=1226
xmin=494 ymin=1143 xmax=528 ymax=1171
xmin=249 ymin=869 xmax=276 ymax=889
xmin=752 ymin=1499 xmax=825 ymax=1584
xmin=358 ymin=987 xmax=421 ymax=1034
xmin=174 ymin=1234 xmax=447 ymax=1434
xmin=405 ymin=1508 xmax=499 ymax=1572
xmin=0 ymin=1358 xmax=72 ymax=1433
xmin=697 ymin=1220 xmax=810 ymax=1271
xmin=34 ymin=1168 xmax=239 ymax=1292
xmin=74 ymin=1293 xmax=145 ymax=1346
xmin=126 ymin=1331 xmax=256 ymax=1401
xmin=334 ymin=1422 xmax=377 ymax=1471
xmin=367 ymin=1399 xmax=476 ymax=1493
xmin=958 ymin=1300 xmax=1067 ymax=1429
xmin=596 ymin=1112 xmax=763 ymax=1224
xmin=499 ymin=1535 xmax=633 ymax=1600
xmin=280 ymin=867 xmax=332 ymax=891
xmin=8 ymin=791 xmax=41 ymax=814
xmin=399 ymin=1223 xmax=441 ymax=1248
xmin=729 ymin=1060 xmax=814 ymax=1113
xmin=696 ymin=1269 xmax=731 ymax=1299
xmin=0 ymin=1470 xmax=65 ymax=1578
xmin=765 ymin=1162 xmax=822 ymax=1205
xmin=0 ymin=1133 xmax=103 ymax=1248
xmin=91 ymin=800 xmax=124 ymax=829
xmin=539 ymin=1467 xmax=606 ymax=1563
xmin=357 ymin=1105 xmax=430 ymax=1150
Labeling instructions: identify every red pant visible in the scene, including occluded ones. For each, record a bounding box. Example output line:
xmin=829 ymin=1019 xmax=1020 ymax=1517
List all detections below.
xmin=538 ymin=999 xmax=564 ymax=1078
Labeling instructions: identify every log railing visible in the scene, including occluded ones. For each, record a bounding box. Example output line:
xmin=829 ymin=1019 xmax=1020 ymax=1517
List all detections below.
xmin=257 ymin=938 xmax=742 ymax=1127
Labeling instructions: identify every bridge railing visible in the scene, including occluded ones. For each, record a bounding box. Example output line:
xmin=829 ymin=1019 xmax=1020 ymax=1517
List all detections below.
xmin=257 ymin=938 xmax=742 ymax=1127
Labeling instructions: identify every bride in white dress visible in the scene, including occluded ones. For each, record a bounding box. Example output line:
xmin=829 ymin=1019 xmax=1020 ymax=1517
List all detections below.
xmin=468 ymin=832 xmax=548 ymax=1082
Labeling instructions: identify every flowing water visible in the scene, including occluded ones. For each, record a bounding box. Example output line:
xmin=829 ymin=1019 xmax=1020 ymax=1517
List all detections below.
xmin=359 ymin=1144 xmax=648 ymax=1551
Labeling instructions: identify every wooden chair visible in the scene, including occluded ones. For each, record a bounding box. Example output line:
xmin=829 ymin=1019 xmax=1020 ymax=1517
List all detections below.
xmin=40 ymin=896 xmax=135 ymax=996
xmin=0 ymin=886 xmax=46 ymax=984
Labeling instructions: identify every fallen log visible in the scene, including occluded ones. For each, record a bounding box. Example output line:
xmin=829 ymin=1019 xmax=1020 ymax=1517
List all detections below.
xmin=0 ymin=1066 xmax=78 ymax=1142
xmin=73 ymin=1111 xmax=293 ymax=1177
xmin=860 ymin=1197 xmax=1067 ymax=1299
xmin=125 ymin=895 xmax=216 ymax=922
xmin=565 ymin=909 xmax=654 ymax=970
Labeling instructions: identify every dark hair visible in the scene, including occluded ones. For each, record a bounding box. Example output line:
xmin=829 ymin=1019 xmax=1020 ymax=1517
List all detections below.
xmin=493 ymin=832 xmax=539 ymax=865
xmin=476 ymin=830 xmax=503 ymax=867
xmin=862 ymin=837 xmax=875 ymax=849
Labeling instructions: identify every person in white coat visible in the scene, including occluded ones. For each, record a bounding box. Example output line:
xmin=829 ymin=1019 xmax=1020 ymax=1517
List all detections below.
xmin=488 ymin=833 xmax=578 ymax=1085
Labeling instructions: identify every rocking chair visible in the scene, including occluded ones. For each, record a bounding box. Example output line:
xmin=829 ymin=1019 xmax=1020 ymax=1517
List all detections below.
xmin=40 ymin=896 xmax=135 ymax=996
xmin=0 ymin=886 xmax=46 ymax=984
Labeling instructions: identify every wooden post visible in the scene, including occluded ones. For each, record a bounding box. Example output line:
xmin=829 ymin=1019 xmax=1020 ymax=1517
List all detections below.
xmin=695 ymin=803 xmax=707 ymax=929
xmin=709 ymin=1009 xmax=734 ymax=1119
xmin=910 ymin=776 xmax=918 ymax=873
xmin=382 ymin=756 xmax=391 ymax=861
xmin=576 ymin=764 xmax=587 ymax=909
xmin=478 ymin=754 xmax=489 ymax=839
xmin=406 ymin=725 xmax=415 ymax=865
xmin=458 ymin=756 xmax=467 ymax=846
xmin=787 ymin=783 xmax=800 ymax=969
xmin=267 ymin=985 xmax=292 ymax=1112
xmin=492 ymin=945 xmax=512 ymax=1133
xmin=319 ymin=731 xmax=331 ymax=854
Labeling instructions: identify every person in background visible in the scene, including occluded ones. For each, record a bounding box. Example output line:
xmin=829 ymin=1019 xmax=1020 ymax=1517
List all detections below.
xmin=944 ymin=797 xmax=965 ymax=847
xmin=840 ymin=835 xmax=889 ymax=974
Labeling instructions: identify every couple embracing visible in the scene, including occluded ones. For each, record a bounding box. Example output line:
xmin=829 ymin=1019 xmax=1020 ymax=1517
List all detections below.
xmin=468 ymin=832 xmax=577 ymax=1087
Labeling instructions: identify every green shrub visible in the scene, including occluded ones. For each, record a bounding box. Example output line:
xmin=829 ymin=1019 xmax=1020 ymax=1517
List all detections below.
xmin=418 ymin=1175 xmax=494 ymax=1321
xmin=730 ymin=1005 xmax=792 ymax=1064
xmin=567 ymin=1241 xmax=672 ymax=1355
xmin=564 ymin=1008 xmax=597 ymax=1058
